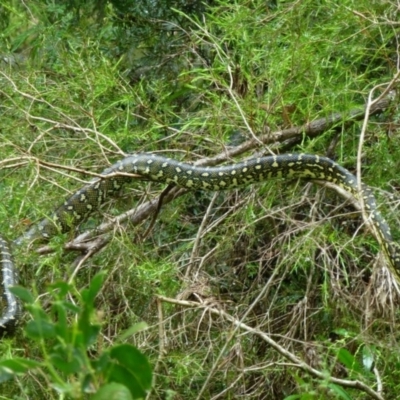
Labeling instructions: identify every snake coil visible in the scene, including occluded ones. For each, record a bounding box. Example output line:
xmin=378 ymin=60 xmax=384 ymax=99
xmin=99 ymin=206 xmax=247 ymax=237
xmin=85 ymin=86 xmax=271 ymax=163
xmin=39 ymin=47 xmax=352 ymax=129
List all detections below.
xmin=1 ymin=153 xmax=399 ymax=334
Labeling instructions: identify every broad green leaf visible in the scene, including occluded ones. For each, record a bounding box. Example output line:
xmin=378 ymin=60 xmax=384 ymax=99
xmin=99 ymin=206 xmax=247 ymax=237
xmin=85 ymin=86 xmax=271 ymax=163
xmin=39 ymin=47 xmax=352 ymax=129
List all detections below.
xmin=0 ymin=358 xmax=41 ymax=383
xmin=25 ymin=319 xmax=56 ymax=339
xmin=336 ymin=348 xmax=363 ymax=374
xmin=9 ymin=286 xmax=35 ymax=304
xmin=50 ymin=350 xmax=82 ymax=374
xmin=108 ymin=364 xmax=148 ymax=399
xmin=92 ymin=383 xmax=133 ymax=400
xmin=0 ymin=358 xmax=41 ymax=373
xmin=77 ymin=314 xmax=101 ymax=348
xmin=91 ymin=352 xmax=111 ymax=373
xmin=110 ymin=344 xmax=152 ymax=391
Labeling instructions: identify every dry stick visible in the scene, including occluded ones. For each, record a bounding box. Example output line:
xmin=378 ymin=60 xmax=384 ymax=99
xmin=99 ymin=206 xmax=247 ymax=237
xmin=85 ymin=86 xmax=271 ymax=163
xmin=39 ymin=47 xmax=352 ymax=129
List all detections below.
xmin=157 ymin=295 xmax=384 ymax=400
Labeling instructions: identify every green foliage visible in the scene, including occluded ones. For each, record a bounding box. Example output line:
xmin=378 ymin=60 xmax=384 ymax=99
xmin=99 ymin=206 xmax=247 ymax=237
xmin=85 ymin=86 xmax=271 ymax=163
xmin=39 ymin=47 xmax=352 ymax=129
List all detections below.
xmin=0 ymin=273 xmax=152 ymax=399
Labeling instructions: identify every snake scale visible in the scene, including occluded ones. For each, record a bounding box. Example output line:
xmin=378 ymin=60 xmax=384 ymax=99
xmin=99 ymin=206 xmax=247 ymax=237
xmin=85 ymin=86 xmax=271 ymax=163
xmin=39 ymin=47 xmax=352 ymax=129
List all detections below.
xmin=1 ymin=153 xmax=399 ymax=335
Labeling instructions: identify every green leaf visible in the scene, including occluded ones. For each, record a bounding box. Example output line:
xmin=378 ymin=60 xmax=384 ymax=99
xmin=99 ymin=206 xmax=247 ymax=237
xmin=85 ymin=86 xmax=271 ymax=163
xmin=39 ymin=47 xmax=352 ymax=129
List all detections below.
xmin=92 ymin=352 xmax=111 ymax=373
xmin=0 ymin=358 xmax=41 ymax=373
xmin=81 ymin=272 xmax=106 ymax=304
xmin=108 ymin=364 xmax=147 ymax=399
xmin=77 ymin=315 xmax=101 ymax=348
xmin=25 ymin=319 xmax=56 ymax=339
xmin=327 ymin=383 xmax=352 ymax=400
xmin=117 ymin=322 xmax=149 ymax=342
xmin=48 ymin=281 xmax=72 ymax=297
xmin=75 ymin=272 xmax=105 ymax=347
xmin=52 ymin=302 xmax=69 ymax=339
xmin=0 ymin=358 xmax=41 ymax=383
xmin=9 ymin=286 xmax=35 ymax=304
xmin=336 ymin=348 xmax=363 ymax=374
xmin=62 ymin=301 xmax=80 ymax=314
xmin=92 ymin=383 xmax=133 ymax=400
xmin=49 ymin=347 xmax=83 ymax=374
xmin=110 ymin=344 xmax=152 ymax=392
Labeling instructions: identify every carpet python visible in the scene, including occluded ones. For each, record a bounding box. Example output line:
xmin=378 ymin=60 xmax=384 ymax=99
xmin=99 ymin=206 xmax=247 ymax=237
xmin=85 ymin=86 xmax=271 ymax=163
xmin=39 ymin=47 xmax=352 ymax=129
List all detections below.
xmin=1 ymin=153 xmax=399 ymax=334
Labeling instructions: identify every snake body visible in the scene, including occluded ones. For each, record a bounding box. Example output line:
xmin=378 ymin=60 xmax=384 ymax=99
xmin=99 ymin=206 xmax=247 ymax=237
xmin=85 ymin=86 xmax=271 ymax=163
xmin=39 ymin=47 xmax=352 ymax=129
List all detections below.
xmin=0 ymin=237 xmax=20 ymax=334
xmin=1 ymin=153 xmax=399 ymax=334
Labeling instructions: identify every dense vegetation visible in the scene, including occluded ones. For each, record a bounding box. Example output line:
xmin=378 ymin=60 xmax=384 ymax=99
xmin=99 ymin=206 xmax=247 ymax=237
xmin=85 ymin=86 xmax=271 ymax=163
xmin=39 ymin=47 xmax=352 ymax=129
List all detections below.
xmin=0 ymin=0 xmax=399 ymax=398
